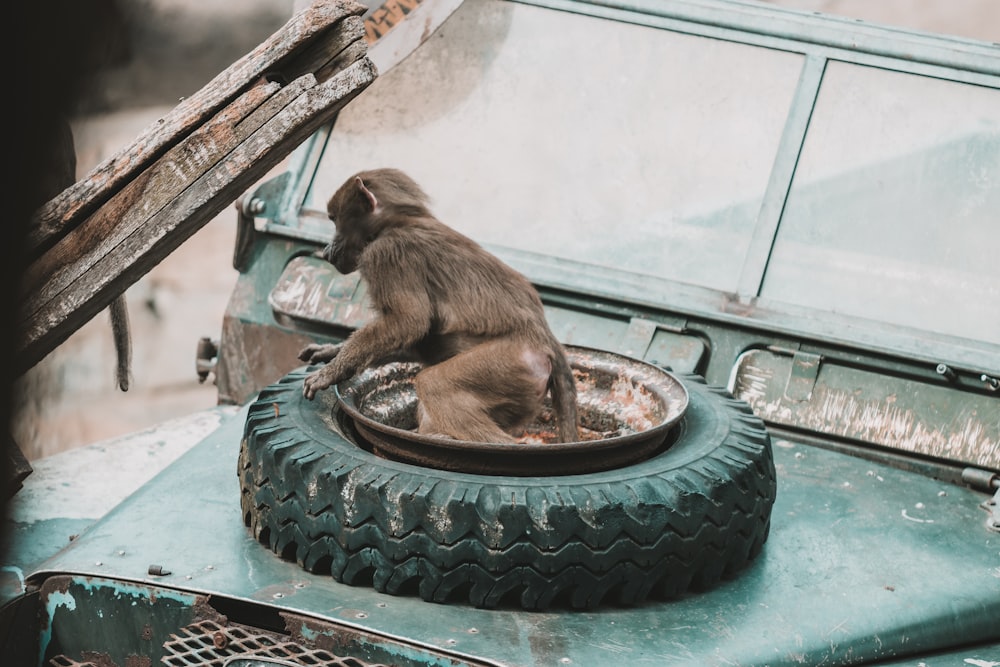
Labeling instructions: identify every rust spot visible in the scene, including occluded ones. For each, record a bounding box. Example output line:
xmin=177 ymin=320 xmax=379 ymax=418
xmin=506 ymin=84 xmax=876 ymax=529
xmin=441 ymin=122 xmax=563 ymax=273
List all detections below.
xmin=190 ymin=594 xmax=227 ymax=626
xmin=78 ymin=651 xmax=120 ymax=667
xmin=272 ymin=402 xmax=280 ymax=418
xmin=722 ymin=292 xmax=758 ymax=317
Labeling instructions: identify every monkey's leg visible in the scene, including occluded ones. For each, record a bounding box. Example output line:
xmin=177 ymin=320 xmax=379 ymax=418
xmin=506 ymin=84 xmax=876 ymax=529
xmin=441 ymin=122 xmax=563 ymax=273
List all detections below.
xmin=414 ymin=378 xmax=515 ymax=443
xmin=413 ymin=341 xmax=549 ymax=443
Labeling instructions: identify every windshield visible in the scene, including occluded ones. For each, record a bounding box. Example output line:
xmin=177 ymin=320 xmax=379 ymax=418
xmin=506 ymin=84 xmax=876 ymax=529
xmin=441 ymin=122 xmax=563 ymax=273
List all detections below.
xmin=306 ymin=1 xmax=804 ymax=294
xmin=762 ymin=63 xmax=1000 ymax=345
xmin=290 ymin=0 xmax=1000 ymax=356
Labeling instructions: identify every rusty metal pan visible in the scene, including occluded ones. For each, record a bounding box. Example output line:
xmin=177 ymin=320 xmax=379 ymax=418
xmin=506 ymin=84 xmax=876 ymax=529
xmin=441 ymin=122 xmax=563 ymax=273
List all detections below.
xmin=335 ymin=346 xmax=689 ymax=476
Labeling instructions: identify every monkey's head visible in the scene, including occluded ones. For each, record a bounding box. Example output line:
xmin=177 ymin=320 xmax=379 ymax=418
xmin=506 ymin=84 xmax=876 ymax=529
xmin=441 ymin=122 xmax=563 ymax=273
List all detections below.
xmin=323 ymin=168 xmax=431 ymax=274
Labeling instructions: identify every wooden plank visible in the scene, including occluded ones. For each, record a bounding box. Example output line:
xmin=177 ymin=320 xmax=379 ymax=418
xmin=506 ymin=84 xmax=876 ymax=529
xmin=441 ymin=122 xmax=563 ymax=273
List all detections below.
xmin=20 ymin=76 xmax=309 ymax=311
xmin=272 ymin=15 xmax=370 ymax=84
xmin=17 ymin=57 xmax=378 ymax=372
xmin=21 ymin=80 xmax=280 ymax=307
xmin=318 ymin=28 xmax=372 ymax=82
xmin=27 ymin=0 xmax=367 ymax=256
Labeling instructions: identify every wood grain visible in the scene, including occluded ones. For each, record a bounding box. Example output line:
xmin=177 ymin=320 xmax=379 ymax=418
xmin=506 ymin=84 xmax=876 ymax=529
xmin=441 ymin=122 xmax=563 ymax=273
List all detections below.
xmin=18 ymin=0 xmax=375 ymax=373
xmin=27 ymin=0 xmax=367 ymax=256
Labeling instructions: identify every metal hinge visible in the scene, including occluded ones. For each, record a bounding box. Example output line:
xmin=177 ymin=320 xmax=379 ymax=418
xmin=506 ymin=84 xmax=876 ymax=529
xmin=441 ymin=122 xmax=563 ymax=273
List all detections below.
xmin=983 ymin=487 xmax=1000 ymax=533
xmin=784 ymin=350 xmax=822 ymax=401
xmin=963 ymin=468 xmax=1000 ymax=532
xmin=619 ymin=318 xmax=659 ymax=359
xmin=618 ymin=316 xmax=687 ymax=361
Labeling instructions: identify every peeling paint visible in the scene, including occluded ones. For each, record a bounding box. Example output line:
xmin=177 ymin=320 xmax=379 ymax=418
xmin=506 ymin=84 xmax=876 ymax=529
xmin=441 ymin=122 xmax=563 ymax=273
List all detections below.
xmin=747 ymin=384 xmax=999 ymax=467
xmin=732 ymin=352 xmax=1000 ymax=468
xmin=40 ymin=589 xmax=77 ymax=662
xmin=384 ymin=482 xmax=410 ymax=536
xmin=269 ymin=256 xmax=373 ymax=330
xmin=425 ymin=501 xmax=454 ymax=540
xmin=732 ymin=361 xmax=773 ymax=404
xmin=340 ymin=470 xmax=360 ymax=524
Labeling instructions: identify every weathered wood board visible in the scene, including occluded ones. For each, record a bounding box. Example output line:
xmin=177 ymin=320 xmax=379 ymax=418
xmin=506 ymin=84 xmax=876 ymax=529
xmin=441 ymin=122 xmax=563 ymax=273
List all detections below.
xmin=18 ymin=0 xmax=376 ymax=374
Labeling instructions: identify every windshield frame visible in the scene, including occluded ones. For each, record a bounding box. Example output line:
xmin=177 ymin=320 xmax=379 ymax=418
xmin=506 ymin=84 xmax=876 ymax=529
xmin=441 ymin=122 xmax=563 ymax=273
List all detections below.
xmin=254 ymin=0 xmax=1000 ymax=374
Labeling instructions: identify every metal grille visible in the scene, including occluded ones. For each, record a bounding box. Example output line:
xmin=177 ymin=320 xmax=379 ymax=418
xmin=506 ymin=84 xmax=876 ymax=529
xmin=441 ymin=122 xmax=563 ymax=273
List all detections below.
xmin=49 ymin=657 xmax=96 ymax=667
xmin=162 ymin=619 xmax=387 ymax=667
xmin=49 ymin=619 xmax=392 ymax=667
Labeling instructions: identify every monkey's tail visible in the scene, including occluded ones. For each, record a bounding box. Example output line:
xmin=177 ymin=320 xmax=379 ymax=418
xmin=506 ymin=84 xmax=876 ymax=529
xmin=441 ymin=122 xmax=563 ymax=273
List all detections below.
xmin=548 ymin=344 xmax=579 ymax=443
xmin=109 ymin=295 xmax=133 ymax=392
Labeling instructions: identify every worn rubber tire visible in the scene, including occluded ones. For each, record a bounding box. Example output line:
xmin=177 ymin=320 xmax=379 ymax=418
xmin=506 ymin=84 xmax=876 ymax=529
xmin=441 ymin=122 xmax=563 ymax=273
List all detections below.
xmin=239 ymin=367 xmax=776 ymax=610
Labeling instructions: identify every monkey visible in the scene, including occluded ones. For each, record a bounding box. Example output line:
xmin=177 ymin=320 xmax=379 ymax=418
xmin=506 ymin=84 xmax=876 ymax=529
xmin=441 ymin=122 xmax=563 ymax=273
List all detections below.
xmin=298 ymin=168 xmax=579 ymax=444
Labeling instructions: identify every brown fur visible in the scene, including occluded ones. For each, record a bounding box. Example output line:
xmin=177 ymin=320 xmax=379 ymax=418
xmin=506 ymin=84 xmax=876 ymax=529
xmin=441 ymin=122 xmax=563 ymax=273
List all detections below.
xmin=300 ymin=168 xmax=579 ymax=443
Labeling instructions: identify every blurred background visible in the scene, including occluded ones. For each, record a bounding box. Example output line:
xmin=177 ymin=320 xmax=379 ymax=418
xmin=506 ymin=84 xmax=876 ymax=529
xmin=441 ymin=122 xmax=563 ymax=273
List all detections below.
xmin=12 ymin=0 xmax=999 ymax=461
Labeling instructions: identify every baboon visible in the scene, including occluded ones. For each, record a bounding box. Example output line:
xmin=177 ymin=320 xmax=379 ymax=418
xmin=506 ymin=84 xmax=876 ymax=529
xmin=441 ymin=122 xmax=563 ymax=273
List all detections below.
xmin=299 ymin=168 xmax=578 ymax=444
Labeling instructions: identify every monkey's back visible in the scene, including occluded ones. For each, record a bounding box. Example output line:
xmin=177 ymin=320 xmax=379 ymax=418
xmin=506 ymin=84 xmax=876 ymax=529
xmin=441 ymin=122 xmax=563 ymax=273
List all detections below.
xmin=366 ymin=216 xmax=553 ymax=345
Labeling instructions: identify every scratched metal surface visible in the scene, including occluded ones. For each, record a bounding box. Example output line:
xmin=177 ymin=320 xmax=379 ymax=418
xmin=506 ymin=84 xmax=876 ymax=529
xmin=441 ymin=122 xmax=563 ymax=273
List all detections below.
xmin=270 ymin=255 xmax=373 ymax=330
xmin=30 ymin=403 xmax=1000 ymax=666
xmin=0 ymin=407 xmax=239 ymax=607
xmin=731 ymin=349 xmax=1000 ymax=469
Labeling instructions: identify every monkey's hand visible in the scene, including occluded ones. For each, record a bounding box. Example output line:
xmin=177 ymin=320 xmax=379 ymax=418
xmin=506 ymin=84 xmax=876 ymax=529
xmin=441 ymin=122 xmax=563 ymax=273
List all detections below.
xmin=298 ymin=342 xmax=343 ymax=364
xmin=303 ymin=365 xmax=344 ymax=400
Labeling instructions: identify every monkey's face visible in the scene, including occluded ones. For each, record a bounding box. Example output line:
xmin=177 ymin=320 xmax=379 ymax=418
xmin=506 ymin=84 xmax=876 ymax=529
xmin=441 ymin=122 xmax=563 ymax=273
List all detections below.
xmin=325 ymin=203 xmax=373 ymax=275
xmin=324 ymin=174 xmax=382 ymax=275
xmin=325 ymin=226 xmax=364 ymax=274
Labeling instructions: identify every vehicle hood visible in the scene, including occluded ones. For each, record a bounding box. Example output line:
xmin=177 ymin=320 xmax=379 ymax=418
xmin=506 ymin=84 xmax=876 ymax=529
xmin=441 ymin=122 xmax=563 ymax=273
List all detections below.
xmin=30 ymin=405 xmax=1000 ymax=666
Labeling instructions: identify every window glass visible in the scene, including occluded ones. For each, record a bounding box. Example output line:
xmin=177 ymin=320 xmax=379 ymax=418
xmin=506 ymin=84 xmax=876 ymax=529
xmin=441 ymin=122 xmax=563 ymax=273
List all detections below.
xmin=761 ymin=62 xmax=1000 ymax=344
xmin=305 ymin=0 xmax=804 ymax=293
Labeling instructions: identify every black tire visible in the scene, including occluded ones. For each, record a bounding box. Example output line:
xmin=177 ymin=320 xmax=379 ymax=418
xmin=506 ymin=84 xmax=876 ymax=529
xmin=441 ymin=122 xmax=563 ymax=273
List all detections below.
xmin=239 ymin=367 xmax=776 ymax=610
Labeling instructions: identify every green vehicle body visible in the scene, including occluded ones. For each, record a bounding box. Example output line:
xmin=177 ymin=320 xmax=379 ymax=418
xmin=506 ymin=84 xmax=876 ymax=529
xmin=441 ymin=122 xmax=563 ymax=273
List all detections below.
xmin=3 ymin=0 xmax=999 ymax=665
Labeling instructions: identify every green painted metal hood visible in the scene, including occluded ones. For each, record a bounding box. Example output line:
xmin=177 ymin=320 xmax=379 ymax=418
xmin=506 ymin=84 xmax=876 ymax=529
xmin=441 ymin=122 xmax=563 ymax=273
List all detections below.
xmin=9 ymin=1 xmax=1000 ymax=665
xmin=27 ymin=404 xmax=1000 ymax=665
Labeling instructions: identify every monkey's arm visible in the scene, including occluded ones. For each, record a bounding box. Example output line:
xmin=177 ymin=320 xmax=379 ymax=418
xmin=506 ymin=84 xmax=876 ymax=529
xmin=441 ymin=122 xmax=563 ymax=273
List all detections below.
xmin=298 ymin=342 xmax=342 ymax=364
xmin=302 ymin=290 xmax=432 ymax=399
xmin=299 ymin=341 xmax=419 ymax=366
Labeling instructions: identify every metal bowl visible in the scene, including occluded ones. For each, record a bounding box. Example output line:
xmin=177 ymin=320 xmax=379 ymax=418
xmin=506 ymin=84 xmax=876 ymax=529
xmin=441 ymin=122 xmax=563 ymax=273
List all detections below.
xmin=335 ymin=346 xmax=689 ymax=475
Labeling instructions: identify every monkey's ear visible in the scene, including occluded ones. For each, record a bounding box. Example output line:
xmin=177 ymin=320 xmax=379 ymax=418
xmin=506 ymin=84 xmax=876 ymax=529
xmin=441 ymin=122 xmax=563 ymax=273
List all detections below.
xmin=355 ymin=177 xmax=380 ymax=214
